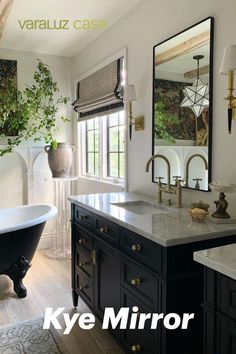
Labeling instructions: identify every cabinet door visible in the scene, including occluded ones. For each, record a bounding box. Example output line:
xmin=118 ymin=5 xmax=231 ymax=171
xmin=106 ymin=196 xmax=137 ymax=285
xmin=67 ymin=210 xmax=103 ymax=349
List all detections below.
xmin=216 ymin=315 xmax=236 ymax=354
xmin=94 ymin=239 xmax=121 ymax=320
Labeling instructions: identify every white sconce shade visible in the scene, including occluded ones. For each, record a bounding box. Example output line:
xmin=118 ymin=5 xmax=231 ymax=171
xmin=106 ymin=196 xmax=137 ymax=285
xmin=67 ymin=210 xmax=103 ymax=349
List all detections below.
xmin=220 ymin=45 xmax=236 ymax=74
xmin=123 ymin=85 xmax=137 ymax=102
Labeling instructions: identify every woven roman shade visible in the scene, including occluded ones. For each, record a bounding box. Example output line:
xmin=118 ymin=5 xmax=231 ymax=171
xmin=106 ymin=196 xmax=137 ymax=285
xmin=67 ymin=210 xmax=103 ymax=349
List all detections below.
xmin=73 ymin=58 xmax=124 ymax=120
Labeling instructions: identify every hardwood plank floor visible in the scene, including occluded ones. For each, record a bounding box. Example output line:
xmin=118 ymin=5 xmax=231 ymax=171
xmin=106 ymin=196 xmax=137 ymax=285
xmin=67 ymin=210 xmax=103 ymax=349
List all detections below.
xmin=0 ymin=250 xmax=123 ymax=354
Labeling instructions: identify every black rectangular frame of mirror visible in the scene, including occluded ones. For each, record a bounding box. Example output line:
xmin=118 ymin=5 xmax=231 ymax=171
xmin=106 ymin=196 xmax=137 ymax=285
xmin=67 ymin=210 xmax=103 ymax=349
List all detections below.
xmin=152 ymin=17 xmax=214 ymax=192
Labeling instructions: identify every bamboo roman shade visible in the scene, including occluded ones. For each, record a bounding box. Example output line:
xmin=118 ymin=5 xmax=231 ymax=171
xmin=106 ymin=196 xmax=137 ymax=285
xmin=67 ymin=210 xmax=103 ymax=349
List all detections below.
xmin=73 ymin=58 xmax=124 ymax=120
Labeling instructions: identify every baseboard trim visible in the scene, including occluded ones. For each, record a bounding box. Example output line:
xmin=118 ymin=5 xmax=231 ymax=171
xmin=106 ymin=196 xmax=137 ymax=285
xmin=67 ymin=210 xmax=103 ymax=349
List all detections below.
xmin=38 ymin=232 xmax=54 ymax=250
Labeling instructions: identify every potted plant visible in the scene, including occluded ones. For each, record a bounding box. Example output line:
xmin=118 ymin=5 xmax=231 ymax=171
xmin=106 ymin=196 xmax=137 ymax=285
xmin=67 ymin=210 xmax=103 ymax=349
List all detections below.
xmin=0 ymin=60 xmax=74 ymax=177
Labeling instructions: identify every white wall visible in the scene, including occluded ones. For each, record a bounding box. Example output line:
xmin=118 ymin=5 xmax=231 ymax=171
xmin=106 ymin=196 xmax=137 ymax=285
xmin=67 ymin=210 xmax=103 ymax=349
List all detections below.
xmin=72 ymin=0 xmax=236 ymax=215
xmin=0 ymin=49 xmax=73 ymax=247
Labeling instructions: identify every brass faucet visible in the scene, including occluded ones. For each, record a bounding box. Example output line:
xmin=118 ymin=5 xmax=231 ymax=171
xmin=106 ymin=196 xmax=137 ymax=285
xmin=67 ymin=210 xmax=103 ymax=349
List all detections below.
xmin=185 ymin=154 xmax=208 ymax=188
xmin=145 ymin=154 xmax=183 ymax=208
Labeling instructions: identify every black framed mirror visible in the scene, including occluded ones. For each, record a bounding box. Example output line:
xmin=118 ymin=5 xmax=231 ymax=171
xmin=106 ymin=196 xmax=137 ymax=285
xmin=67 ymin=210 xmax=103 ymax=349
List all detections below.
xmin=152 ymin=17 xmax=214 ymax=191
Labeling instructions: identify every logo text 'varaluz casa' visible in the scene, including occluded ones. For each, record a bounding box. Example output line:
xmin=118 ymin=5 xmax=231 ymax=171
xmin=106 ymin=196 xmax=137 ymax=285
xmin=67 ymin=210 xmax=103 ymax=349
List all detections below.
xmin=18 ymin=19 xmax=107 ymax=31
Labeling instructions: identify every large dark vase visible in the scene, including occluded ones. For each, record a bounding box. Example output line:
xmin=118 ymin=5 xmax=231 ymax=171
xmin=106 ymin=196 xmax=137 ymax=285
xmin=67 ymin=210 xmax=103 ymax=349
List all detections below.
xmin=45 ymin=142 xmax=75 ymax=178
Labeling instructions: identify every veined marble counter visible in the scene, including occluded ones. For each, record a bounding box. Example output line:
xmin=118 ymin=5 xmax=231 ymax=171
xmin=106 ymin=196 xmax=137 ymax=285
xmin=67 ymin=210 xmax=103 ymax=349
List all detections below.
xmin=69 ymin=192 xmax=236 ymax=247
xmin=194 ymin=244 xmax=236 ymax=280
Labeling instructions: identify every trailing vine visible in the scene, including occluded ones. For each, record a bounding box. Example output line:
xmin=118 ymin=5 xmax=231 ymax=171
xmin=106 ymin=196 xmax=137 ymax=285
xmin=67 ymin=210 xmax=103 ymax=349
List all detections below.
xmin=0 ymin=60 xmax=70 ymax=156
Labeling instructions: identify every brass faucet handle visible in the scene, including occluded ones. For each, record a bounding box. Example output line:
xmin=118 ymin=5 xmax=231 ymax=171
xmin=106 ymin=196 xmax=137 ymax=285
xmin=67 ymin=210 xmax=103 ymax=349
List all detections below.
xmin=173 ymin=176 xmax=182 ymax=186
xmin=176 ymin=179 xmax=184 ymax=187
xmin=193 ymin=178 xmax=202 ymax=190
xmin=155 ymin=176 xmax=164 ymax=185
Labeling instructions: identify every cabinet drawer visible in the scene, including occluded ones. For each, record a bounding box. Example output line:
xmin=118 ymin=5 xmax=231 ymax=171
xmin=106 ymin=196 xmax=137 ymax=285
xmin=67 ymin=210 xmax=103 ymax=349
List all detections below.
xmin=123 ymin=328 xmax=156 ymax=354
xmin=122 ymin=259 xmax=158 ymax=307
xmin=76 ymin=227 xmax=92 ymax=253
xmin=218 ymin=274 xmax=236 ymax=320
xmin=121 ymin=289 xmax=156 ymax=331
xmin=76 ymin=271 xmax=93 ymax=306
xmin=74 ymin=205 xmax=94 ymax=228
xmin=76 ymin=248 xmax=92 ymax=278
xmin=94 ymin=215 xmax=119 ymax=246
xmin=120 ymin=228 xmax=161 ymax=273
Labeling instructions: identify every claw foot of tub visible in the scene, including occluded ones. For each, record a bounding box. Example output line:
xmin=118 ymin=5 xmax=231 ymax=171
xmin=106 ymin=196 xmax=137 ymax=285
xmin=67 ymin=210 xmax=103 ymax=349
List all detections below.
xmin=4 ymin=256 xmax=31 ymax=298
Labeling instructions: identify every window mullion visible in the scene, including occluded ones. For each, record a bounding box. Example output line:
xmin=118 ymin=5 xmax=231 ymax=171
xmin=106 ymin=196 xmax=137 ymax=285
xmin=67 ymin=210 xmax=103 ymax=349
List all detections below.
xmin=99 ymin=116 xmax=103 ymax=180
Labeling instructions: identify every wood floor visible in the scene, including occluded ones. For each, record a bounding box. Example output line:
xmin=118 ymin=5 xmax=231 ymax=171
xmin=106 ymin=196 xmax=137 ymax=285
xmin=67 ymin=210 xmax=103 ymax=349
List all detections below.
xmin=0 ymin=250 xmax=123 ymax=354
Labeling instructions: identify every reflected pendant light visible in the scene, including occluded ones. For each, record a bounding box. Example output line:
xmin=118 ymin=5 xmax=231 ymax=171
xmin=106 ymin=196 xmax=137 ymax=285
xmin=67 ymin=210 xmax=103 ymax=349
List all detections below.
xmin=181 ymin=55 xmax=209 ymax=117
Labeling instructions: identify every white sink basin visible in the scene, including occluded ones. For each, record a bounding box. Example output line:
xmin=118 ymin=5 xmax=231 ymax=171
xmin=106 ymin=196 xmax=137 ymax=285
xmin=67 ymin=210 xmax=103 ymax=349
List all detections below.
xmin=110 ymin=200 xmax=171 ymax=216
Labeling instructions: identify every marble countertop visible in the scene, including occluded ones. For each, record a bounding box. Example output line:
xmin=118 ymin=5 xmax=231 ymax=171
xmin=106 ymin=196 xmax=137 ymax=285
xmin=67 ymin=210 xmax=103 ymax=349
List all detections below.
xmin=69 ymin=192 xmax=236 ymax=247
xmin=194 ymin=244 xmax=236 ymax=280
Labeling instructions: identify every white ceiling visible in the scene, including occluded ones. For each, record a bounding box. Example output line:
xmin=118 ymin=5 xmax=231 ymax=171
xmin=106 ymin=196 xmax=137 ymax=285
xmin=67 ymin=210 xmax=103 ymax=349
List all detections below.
xmin=0 ymin=0 xmax=142 ymax=57
xmin=155 ymin=19 xmax=211 ymax=79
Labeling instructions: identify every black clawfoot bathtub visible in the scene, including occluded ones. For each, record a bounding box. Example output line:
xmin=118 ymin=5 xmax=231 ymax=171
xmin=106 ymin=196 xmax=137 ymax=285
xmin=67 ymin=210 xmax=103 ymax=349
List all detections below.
xmin=0 ymin=204 xmax=57 ymax=298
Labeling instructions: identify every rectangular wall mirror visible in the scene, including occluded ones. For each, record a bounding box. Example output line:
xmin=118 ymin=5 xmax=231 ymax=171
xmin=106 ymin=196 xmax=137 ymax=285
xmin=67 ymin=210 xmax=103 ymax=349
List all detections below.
xmin=152 ymin=17 xmax=214 ymax=191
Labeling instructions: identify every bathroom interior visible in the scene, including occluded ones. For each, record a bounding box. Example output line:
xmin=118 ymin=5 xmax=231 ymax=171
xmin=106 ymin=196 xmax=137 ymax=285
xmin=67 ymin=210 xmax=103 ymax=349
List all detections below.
xmin=1 ymin=0 xmax=236 ymax=353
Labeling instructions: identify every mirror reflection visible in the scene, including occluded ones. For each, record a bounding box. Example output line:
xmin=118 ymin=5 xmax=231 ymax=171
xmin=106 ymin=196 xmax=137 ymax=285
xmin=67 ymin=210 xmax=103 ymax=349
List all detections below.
xmin=152 ymin=17 xmax=214 ymax=191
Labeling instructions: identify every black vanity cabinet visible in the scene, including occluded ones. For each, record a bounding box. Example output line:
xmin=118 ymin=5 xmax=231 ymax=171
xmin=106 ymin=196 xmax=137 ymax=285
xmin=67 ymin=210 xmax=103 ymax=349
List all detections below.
xmin=71 ymin=203 xmax=236 ymax=354
xmin=203 ymin=268 xmax=236 ymax=354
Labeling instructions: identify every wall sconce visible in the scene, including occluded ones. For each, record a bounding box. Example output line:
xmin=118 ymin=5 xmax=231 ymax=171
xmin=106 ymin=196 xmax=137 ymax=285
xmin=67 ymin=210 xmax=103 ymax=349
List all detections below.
xmin=220 ymin=45 xmax=236 ymax=134
xmin=123 ymin=85 xmax=144 ymax=140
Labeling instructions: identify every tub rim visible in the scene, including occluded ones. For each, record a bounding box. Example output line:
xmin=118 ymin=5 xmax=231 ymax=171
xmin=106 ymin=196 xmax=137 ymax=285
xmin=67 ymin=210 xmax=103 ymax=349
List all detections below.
xmin=0 ymin=204 xmax=57 ymax=235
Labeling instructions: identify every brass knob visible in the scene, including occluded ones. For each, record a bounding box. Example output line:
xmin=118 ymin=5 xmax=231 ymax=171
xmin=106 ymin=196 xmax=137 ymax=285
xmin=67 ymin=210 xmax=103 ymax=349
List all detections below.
xmin=79 ymin=215 xmax=88 ymax=220
xmin=78 ymin=238 xmax=86 ymax=245
xmin=132 ymin=344 xmax=141 ymax=352
xmin=131 ymin=244 xmax=141 ymax=252
xmin=79 ymin=285 xmax=88 ymax=291
xmin=79 ymin=261 xmax=90 ymax=268
xmin=99 ymin=226 xmax=108 ymax=233
xmin=131 ymin=278 xmax=141 ymax=286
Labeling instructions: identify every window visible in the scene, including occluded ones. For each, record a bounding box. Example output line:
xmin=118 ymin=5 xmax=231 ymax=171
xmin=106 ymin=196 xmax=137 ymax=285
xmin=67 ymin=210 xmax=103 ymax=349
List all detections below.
xmin=79 ymin=110 xmax=125 ymax=184
xmin=107 ymin=112 xmax=125 ymax=179
xmin=86 ymin=118 xmax=100 ymax=176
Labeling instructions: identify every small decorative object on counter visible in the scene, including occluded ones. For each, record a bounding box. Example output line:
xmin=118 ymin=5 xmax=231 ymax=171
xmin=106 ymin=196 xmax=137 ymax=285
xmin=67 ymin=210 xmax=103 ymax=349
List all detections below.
xmin=212 ymin=192 xmax=230 ymax=219
xmin=191 ymin=201 xmax=209 ymax=211
xmin=209 ymin=182 xmax=236 ymax=219
xmin=189 ymin=208 xmax=208 ymax=222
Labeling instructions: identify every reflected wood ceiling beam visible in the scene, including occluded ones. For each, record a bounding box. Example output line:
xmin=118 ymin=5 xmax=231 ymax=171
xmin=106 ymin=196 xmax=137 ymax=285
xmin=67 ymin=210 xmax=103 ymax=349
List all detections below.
xmin=0 ymin=0 xmax=14 ymax=38
xmin=155 ymin=30 xmax=210 ymax=66
xmin=184 ymin=64 xmax=210 ymax=79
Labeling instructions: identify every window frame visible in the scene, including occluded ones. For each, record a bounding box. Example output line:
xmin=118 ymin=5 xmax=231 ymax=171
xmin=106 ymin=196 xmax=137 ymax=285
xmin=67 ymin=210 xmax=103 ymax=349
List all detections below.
xmin=106 ymin=112 xmax=125 ymax=180
xmin=78 ymin=111 xmax=125 ymax=186
xmin=85 ymin=118 xmax=100 ymax=177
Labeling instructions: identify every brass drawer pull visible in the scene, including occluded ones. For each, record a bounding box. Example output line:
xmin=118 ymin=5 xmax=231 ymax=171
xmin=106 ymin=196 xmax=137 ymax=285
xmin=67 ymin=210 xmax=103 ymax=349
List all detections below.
xmin=79 ymin=261 xmax=90 ymax=268
xmin=131 ymin=278 xmax=141 ymax=286
xmin=132 ymin=344 xmax=141 ymax=352
xmin=78 ymin=238 xmax=87 ymax=245
xmin=99 ymin=226 xmax=109 ymax=233
xmin=131 ymin=244 xmax=141 ymax=252
xmin=79 ymin=215 xmax=88 ymax=221
xmin=79 ymin=285 xmax=88 ymax=291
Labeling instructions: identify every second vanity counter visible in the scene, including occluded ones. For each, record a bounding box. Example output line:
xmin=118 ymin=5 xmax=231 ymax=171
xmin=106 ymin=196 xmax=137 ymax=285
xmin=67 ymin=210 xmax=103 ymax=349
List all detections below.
xmin=194 ymin=245 xmax=236 ymax=354
xmin=69 ymin=192 xmax=236 ymax=247
xmin=194 ymin=243 xmax=236 ymax=280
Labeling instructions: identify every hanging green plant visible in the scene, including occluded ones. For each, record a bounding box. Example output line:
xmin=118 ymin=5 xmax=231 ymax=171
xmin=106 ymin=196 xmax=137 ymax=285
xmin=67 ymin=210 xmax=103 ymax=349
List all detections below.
xmin=0 ymin=60 xmax=70 ymax=156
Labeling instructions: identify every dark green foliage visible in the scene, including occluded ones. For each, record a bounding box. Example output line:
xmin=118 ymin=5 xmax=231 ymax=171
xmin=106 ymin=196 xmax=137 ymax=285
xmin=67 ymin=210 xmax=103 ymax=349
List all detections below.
xmin=0 ymin=60 xmax=70 ymax=156
xmin=154 ymin=102 xmax=179 ymax=144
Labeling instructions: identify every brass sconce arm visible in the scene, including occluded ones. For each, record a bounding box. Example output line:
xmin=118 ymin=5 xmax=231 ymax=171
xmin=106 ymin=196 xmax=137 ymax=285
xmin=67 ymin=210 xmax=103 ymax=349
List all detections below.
xmin=124 ymin=85 xmax=144 ymax=140
xmin=220 ymin=45 xmax=236 ymax=134
xmin=225 ymin=70 xmax=236 ymax=134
